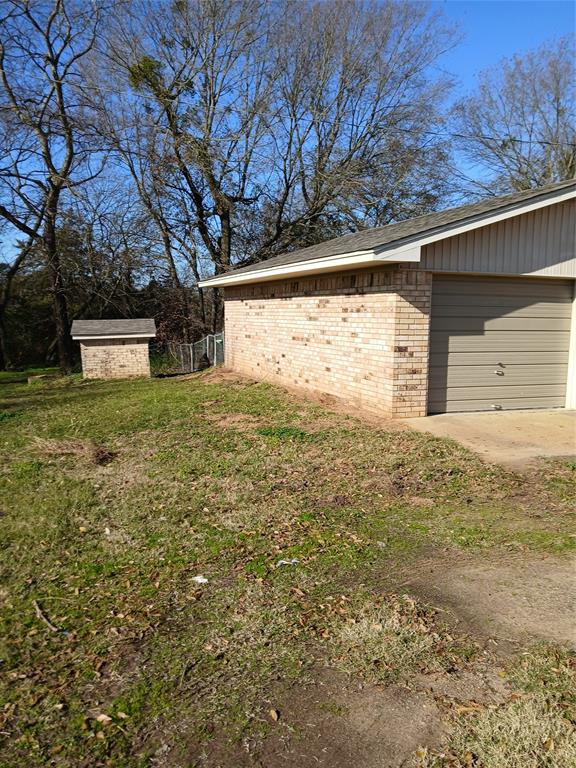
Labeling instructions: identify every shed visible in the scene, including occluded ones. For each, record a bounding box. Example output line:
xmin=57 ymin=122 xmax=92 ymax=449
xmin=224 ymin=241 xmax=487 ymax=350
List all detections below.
xmin=199 ymin=180 xmax=576 ymax=417
xmin=71 ymin=319 xmax=156 ymax=380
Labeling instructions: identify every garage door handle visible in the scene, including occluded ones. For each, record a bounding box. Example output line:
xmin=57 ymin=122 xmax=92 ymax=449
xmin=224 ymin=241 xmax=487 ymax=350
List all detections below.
xmin=493 ymin=370 xmax=504 ymax=376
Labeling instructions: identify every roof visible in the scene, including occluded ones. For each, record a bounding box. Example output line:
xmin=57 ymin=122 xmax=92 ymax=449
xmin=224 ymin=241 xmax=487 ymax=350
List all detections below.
xmin=199 ymin=179 xmax=576 ymax=288
xmin=71 ymin=319 xmax=156 ymax=339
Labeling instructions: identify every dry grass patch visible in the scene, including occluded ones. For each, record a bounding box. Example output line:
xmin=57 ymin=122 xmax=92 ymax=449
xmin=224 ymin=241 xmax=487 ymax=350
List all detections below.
xmin=330 ymin=595 xmax=476 ymax=685
xmin=33 ymin=436 xmax=116 ymax=465
xmin=418 ymin=644 xmax=576 ymax=768
xmin=429 ymin=696 xmax=576 ymax=768
xmin=204 ymin=412 xmax=263 ymax=431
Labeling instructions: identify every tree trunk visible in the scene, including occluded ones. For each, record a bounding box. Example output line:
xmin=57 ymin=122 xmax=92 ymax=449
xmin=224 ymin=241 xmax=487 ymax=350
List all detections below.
xmin=198 ymin=285 xmax=207 ymax=333
xmin=0 ymin=240 xmax=33 ymax=370
xmin=210 ymin=209 xmax=232 ymax=333
xmin=0 ymin=317 xmax=9 ymax=370
xmin=44 ymin=196 xmax=73 ymax=373
xmin=211 ymin=288 xmax=224 ymax=334
xmin=185 ymin=254 xmax=207 ymax=333
xmin=161 ymin=232 xmax=191 ymax=342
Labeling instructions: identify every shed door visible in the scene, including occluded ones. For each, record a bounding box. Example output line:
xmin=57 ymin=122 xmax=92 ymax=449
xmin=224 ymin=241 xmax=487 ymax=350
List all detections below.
xmin=428 ymin=276 xmax=573 ymax=414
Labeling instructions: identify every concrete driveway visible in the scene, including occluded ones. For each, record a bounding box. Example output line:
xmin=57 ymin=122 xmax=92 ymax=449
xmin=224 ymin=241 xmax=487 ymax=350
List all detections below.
xmin=404 ymin=409 xmax=576 ymax=467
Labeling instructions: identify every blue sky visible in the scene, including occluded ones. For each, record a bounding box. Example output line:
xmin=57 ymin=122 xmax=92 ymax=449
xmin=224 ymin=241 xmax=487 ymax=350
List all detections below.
xmin=435 ymin=0 xmax=574 ymax=95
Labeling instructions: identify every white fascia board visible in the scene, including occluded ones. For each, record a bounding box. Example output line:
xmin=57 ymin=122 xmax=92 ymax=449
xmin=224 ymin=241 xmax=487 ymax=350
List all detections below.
xmin=72 ymin=333 xmax=156 ymax=341
xmin=198 ymin=246 xmax=422 ymax=288
xmin=374 ymin=189 xmax=576 ymax=256
xmin=198 ymin=250 xmax=379 ymax=287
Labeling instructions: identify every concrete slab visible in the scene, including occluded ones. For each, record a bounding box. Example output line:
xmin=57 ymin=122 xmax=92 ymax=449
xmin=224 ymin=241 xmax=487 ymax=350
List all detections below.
xmin=404 ymin=409 xmax=576 ymax=467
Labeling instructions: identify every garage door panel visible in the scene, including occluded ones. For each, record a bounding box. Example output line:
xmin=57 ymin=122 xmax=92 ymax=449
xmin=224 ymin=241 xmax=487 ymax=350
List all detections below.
xmin=429 ymin=351 xmax=568 ymax=366
xmin=432 ymin=317 xmax=571 ymax=332
xmin=428 ymin=276 xmax=572 ymax=413
xmin=429 ymin=382 xmax=567 ymax=398
xmin=428 ymin=396 xmax=566 ymax=413
xmin=434 ymin=302 xmax=572 ymax=319
xmin=432 ymin=278 xmax=573 ymax=299
xmin=429 ymin=364 xmax=568 ymax=387
xmin=430 ymin=331 xmax=571 ymax=353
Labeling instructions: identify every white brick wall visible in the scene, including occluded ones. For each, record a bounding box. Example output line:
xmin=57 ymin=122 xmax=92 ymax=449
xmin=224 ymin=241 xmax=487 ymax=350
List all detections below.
xmin=223 ymin=266 xmax=432 ymax=417
xmin=80 ymin=338 xmax=151 ymax=379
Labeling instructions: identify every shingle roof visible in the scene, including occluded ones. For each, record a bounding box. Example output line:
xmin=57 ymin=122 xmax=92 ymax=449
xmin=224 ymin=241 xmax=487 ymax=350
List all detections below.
xmin=71 ymin=319 xmax=156 ymax=338
xmin=201 ymin=179 xmax=575 ymax=284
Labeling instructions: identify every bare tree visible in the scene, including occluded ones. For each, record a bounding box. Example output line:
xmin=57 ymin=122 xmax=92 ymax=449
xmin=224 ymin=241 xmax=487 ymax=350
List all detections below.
xmin=252 ymin=0 xmax=454 ymax=250
xmin=59 ymin=179 xmax=154 ymax=320
xmin=92 ymin=0 xmax=455 ymax=328
xmin=453 ymin=36 xmax=576 ymax=194
xmin=0 ymin=0 xmax=102 ymax=371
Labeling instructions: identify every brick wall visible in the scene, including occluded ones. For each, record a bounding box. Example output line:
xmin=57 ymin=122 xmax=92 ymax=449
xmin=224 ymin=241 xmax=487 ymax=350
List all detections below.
xmin=80 ymin=338 xmax=151 ymax=379
xmin=223 ymin=266 xmax=432 ymax=417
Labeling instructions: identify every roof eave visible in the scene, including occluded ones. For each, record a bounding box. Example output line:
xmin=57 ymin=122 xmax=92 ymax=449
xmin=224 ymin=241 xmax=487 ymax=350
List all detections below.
xmin=374 ymin=186 xmax=576 ymax=256
xmin=72 ymin=332 xmax=156 ymax=340
xmin=198 ymin=247 xmax=420 ymax=288
xmin=198 ymin=185 xmax=576 ymax=289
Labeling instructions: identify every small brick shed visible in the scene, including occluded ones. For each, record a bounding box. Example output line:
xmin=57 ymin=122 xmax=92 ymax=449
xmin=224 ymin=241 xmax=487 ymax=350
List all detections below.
xmin=199 ymin=181 xmax=576 ymax=417
xmin=71 ymin=319 xmax=156 ymax=380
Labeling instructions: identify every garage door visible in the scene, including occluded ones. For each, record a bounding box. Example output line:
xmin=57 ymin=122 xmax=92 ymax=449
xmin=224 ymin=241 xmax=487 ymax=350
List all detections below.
xmin=428 ymin=276 xmax=573 ymax=414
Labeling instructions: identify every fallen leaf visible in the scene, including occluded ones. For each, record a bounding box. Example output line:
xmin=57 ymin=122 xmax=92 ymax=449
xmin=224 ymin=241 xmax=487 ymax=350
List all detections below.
xmin=95 ymin=713 xmax=112 ymax=725
xmin=269 ymin=709 xmax=279 ymax=722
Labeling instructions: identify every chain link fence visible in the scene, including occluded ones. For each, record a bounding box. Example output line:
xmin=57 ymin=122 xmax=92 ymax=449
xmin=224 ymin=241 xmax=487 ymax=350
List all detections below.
xmin=164 ymin=333 xmax=224 ymax=374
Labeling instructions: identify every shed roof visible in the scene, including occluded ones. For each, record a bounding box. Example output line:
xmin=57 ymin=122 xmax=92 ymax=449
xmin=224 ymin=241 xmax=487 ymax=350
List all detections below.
xmin=71 ymin=319 xmax=156 ymax=339
xmin=198 ymin=179 xmax=576 ymax=288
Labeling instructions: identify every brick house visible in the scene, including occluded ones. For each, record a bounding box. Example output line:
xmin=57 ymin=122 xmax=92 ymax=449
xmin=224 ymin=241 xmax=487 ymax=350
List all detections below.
xmin=199 ymin=181 xmax=575 ymax=417
xmin=71 ymin=319 xmax=156 ymax=379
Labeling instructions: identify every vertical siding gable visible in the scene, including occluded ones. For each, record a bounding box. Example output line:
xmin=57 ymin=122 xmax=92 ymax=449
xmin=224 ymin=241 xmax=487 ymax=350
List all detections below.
xmin=420 ymin=200 xmax=575 ymax=277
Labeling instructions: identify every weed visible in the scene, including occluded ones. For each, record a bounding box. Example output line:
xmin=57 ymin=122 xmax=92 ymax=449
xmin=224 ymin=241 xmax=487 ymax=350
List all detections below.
xmin=0 ymin=409 xmax=19 ymax=422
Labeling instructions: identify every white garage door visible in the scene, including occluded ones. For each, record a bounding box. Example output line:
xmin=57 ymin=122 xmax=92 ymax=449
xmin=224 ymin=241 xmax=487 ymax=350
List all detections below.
xmin=428 ymin=276 xmax=573 ymax=414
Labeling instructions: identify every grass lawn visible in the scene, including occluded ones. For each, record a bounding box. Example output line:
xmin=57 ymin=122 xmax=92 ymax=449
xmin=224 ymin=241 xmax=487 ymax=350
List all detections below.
xmin=0 ymin=370 xmax=574 ymax=767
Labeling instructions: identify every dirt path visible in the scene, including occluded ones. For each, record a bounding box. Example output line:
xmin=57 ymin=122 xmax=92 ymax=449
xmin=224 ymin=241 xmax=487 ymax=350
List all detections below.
xmin=191 ymin=550 xmax=574 ymax=768
xmin=397 ymin=551 xmax=575 ymax=650
xmin=259 ymin=670 xmax=444 ymax=768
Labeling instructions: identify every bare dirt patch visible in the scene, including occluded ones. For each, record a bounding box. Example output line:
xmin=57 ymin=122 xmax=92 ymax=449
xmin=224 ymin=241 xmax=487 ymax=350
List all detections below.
xmin=197 ymin=369 xmax=408 ymax=433
xmin=398 ymin=552 xmax=576 ymax=649
xmin=287 ymin=387 xmax=407 ymax=431
xmin=414 ymin=663 xmax=508 ymax=707
xmin=261 ymin=668 xmax=443 ymax=768
xmin=188 ymin=668 xmax=444 ymax=768
xmin=197 ymin=368 xmax=253 ymax=385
